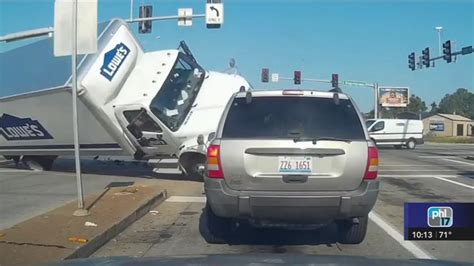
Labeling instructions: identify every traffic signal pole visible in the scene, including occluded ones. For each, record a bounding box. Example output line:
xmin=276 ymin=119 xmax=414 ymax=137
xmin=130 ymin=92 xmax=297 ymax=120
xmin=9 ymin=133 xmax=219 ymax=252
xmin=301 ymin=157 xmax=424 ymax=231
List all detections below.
xmin=127 ymin=14 xmax=206 ymax=23
xmin=262 ymin=69 xmax=380 ymax=119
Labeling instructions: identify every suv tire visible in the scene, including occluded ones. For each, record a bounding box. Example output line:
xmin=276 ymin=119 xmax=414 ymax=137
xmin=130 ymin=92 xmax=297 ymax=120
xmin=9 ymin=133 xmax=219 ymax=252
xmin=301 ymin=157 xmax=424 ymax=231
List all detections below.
xmin=337 ymin=215 xmax=368 ymax=244
xmin=200 ymin=204 xmax=230 ymax=244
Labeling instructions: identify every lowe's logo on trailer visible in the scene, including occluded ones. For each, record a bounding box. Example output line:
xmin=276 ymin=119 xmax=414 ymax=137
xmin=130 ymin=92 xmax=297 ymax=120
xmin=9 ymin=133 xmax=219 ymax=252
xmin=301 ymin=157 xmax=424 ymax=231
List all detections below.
xmin=100 ymin=43 xmax=130 ymax=81
xmin=0 ymin=114 xmax=53 ymax=141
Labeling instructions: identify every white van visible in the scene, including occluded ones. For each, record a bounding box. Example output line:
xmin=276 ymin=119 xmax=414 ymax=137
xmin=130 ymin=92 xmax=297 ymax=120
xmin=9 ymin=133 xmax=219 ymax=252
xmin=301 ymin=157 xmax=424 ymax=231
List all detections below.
xmin=365 ymin=119 xmax=424 ymax=149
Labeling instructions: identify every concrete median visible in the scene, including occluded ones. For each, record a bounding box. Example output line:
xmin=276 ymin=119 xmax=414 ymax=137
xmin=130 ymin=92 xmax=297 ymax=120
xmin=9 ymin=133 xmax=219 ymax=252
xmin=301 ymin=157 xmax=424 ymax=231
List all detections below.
xmin=0 ymin=181 xmax=166 ymax=266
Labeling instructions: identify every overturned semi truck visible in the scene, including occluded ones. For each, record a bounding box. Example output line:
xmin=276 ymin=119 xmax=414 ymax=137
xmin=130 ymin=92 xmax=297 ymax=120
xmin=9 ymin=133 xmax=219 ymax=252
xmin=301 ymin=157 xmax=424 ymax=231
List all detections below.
xmin=0 ymin=19 xmax=251 ymax=176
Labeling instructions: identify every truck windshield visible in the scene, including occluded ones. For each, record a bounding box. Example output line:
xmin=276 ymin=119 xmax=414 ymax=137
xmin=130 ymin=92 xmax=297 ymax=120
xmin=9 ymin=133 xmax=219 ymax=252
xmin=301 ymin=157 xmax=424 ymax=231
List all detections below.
xmin=149 ymin=53 xmax=205 ymax=131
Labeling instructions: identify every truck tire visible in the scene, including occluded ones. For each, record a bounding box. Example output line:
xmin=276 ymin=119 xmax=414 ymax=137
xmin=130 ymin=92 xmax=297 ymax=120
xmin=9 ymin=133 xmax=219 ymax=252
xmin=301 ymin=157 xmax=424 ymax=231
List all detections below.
xmin=337 ymin=215 xmax=368 ymax=244
xmin=406 ymin=138 xmax=416 ymax=150
xmin=199 ymin=204 xmax=230 ymax=244
xmin=179 ymin=153 xmax=206 ymax=181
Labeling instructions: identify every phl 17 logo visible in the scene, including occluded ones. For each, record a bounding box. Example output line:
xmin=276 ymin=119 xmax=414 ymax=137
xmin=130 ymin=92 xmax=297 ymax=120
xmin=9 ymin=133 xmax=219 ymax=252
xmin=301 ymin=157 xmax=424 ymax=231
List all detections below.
xmin=427 ymin=206 xmax=453 ymax=227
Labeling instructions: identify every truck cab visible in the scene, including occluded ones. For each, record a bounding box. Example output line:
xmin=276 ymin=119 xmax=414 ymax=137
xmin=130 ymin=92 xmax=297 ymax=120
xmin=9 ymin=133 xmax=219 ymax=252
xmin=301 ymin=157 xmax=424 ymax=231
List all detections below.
xmin=78 ymin=20 xmax=250 ymax=175
xmin=0 ymin=19 xmax=251 ymax=175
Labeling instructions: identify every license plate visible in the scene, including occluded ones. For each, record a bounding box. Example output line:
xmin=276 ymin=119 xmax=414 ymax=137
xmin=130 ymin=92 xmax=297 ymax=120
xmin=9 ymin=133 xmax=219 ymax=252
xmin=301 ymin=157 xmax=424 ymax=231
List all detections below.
xmin=278 ymin=156 xmax=312 ymax=173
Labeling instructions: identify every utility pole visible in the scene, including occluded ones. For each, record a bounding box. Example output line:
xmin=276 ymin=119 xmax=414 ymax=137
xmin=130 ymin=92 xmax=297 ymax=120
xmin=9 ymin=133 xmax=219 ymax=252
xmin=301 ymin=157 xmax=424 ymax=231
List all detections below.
xmin=435 ymin=26 xmax=443 ymax=56
xmin=374 ymin=83 xmax=379 ymax=119
xmin=71 ymin=0 xmax=88 ymax=216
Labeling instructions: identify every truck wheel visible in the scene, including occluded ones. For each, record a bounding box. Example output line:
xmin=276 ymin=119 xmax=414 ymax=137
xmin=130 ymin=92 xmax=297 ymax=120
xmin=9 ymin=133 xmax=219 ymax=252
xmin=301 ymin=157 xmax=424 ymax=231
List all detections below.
xmin=337 ymin=215 xmax=368 ymax=244
xmin=179 ymin=153 xmax=206 ymax=181
xmin=199 ymin=204 xmax=230 ymax=244
xmin=406 ymin=139 xmax=416 ymax=150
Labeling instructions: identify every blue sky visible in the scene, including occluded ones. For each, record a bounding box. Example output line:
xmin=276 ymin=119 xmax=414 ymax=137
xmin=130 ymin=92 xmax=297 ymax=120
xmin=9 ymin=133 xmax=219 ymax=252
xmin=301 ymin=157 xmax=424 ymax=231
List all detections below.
xmin=1 ymin=0 xmax=473 ymax=112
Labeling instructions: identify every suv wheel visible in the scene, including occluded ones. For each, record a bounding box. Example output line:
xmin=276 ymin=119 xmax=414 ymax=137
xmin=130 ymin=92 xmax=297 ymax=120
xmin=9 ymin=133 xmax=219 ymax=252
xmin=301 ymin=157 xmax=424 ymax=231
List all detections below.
xmin=199 ymin=204 xmax=230 ymax=244
xmin=406 ymin=138 xmax=416 ymax=149
xmin=337 ymin=215 xmax=368 ymax=244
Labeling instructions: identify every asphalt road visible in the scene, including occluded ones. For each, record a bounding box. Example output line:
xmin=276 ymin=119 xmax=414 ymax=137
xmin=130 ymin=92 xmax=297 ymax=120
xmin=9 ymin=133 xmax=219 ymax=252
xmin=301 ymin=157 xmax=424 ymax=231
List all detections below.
xmin=92 ymin=143 xmax=474 ymax=263
xmin=1 ymin=143 xmax=473 ymax=263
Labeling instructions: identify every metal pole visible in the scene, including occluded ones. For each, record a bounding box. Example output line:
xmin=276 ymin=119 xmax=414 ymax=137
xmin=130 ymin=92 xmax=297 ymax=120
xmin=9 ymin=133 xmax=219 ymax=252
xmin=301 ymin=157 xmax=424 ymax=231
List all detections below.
xmin=437 ymin=31 xmax=441 ymax=56
xmin=71 ymin=0 xmax=87 ymax=216
xmin=130 ymin=0 xmax=134 ymax=21
xmin=374 ymin=83 xmax=379 ymax=119
xmin=127 ymin=14 xmax=206 ymax=23
xmin=435 ymin=27 xmax=443 ymax=56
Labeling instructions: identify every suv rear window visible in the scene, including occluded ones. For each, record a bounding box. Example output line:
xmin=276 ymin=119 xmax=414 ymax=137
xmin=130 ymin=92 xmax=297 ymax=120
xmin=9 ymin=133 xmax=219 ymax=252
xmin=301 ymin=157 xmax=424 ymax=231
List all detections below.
xmin=222 ymin=96 xmax=365 ymax=140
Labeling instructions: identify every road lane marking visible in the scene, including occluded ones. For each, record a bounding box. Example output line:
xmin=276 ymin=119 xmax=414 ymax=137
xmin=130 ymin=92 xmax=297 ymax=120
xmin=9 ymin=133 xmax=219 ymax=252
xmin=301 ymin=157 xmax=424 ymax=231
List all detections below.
xmin=0 ymin=169 xmax=35 ymax=173
xmin=380 ymin=170 xmax=462 ymax=172
xmin=417 ymin=156 xmax=457 ymax=158
xmin=368 ymin=212 xmax=434 ymax=259
xmin=443 ymin=158 xmax=474 ymax=166
xmin=432 ymin=176 xmax=474 ymax=190
xmin=379 ymin=174 xmax=461 ymax=178
xmin=166 ymin=196 xmax=206 ymax=203
xmin=380 ymin=164 xmax=473 ymax=167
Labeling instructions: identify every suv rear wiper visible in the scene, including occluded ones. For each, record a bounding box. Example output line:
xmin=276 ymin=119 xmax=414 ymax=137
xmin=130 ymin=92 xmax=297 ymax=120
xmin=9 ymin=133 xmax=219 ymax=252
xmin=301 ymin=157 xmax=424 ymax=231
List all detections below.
xmin=293 ymin=137 xmax=352 ymax=144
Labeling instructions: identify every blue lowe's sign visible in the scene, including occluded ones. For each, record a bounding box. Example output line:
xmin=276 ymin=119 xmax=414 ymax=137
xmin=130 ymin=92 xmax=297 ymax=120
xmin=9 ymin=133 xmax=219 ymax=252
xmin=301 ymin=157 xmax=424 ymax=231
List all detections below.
xmin=0 ymin=114 xmax=53 ymax=141
xmin=100 ymin=43 xmax=130 ymax=81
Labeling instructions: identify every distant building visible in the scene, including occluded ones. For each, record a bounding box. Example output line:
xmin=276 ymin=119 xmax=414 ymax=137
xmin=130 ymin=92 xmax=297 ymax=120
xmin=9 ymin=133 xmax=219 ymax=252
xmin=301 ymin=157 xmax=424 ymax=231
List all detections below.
xmin=422 ymin=113 xmax=473 ymax=137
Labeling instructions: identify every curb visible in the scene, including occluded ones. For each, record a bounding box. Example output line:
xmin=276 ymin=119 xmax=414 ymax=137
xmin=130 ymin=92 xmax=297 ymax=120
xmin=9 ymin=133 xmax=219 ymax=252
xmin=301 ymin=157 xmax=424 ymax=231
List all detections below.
xmin=64 ymin=189 xmax=167 ymax=260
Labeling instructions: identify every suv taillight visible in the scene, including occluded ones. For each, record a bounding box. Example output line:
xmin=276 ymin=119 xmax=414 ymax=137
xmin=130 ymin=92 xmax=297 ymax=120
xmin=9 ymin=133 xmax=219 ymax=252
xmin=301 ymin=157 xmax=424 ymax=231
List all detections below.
xmin=207 ymin=144 xmax=224 ymax=178
xmin=364 ymin=144 xmax=379 ymax=180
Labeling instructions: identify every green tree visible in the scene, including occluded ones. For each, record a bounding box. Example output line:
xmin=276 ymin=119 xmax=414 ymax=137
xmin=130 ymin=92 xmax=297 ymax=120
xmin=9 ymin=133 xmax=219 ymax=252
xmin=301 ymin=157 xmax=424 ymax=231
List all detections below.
xmin=429 ymin=101 xmax=438 ymax=114
xmin=407 ymin=94 xmax=427 ymax=113
xmin=438 ymin=88 xmax=474 ymax=119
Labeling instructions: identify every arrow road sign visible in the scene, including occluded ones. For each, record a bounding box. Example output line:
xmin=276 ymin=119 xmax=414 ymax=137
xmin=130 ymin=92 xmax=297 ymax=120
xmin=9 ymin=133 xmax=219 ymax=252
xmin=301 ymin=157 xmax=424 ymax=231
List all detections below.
xmin=206 ymin=3 xmax=223 ymax=28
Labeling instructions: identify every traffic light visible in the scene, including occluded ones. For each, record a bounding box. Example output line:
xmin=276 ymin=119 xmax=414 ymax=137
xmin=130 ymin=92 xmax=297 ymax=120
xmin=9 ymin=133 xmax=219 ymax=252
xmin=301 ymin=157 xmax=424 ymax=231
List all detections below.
xmin=422 ymin=47 xmax=430 ymax=68
xmin=261 ymin=68 xmax=269 ymax=83
xmin=408 ymin=52 xmax=416 ymax=71
xmin=331 ymin=74 xmax=339 ymax=89
xmin=139 ymin=5 xmax=153 ymax=34
xmin=443 ymin=40 xmax=452 ymax=63
xmin=294 ymin=71 xmax=301 ymax=85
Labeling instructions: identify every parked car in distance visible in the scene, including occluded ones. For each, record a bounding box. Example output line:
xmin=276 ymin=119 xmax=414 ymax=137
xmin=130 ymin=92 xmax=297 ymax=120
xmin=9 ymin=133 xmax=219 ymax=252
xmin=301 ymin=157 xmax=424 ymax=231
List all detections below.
xmin=201 ymin=89 xmax=379 ymax=245
xmin=365 ymin=119 xmax=424 ymax=149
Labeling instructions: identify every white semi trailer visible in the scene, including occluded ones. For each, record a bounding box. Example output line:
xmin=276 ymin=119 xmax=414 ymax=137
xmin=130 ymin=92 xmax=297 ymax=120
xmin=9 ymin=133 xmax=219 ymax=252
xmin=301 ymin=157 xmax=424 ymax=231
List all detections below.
xmin=0 ymin=19 xmax=251 ymax=175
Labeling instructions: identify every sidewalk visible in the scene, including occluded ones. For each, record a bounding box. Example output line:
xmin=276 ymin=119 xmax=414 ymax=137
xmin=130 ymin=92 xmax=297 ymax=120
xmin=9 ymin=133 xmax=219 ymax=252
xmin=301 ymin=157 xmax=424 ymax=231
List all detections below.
xmin=0 ymin=181 xmax=166 ymax=266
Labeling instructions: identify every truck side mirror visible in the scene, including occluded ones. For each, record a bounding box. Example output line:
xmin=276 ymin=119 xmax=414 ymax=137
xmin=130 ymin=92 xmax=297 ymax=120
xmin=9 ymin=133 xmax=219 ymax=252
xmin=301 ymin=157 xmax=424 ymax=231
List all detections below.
xmin=208 ymin=132 xmax=216 ymax=141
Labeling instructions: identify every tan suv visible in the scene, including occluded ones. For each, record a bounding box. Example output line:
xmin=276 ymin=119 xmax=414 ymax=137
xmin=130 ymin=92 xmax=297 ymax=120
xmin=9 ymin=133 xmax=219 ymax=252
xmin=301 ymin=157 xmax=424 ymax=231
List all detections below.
xmin=201 ymin=90 xmax=379 ymax=244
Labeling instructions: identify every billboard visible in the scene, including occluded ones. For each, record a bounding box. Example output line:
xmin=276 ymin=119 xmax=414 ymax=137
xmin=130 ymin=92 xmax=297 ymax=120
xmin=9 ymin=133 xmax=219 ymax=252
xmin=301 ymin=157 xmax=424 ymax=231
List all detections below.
xmin=379 ymin=87 xmax=409 ymax=107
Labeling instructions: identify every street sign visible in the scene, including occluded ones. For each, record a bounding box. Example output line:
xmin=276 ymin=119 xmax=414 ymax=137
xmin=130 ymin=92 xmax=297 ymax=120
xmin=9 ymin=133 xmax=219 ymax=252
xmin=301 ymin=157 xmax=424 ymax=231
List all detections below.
xmin=271 ymin=73 xmax=279 ymax=82
xmin=343 ymin=80 xmax=373 ymax=87
xmin=206 ymin=3 xmax=224 ymax=28
xmin=178 ymin=8 xmax=193 ymax=26
xmin=54 ymin=0 xmax=97 ymax=56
